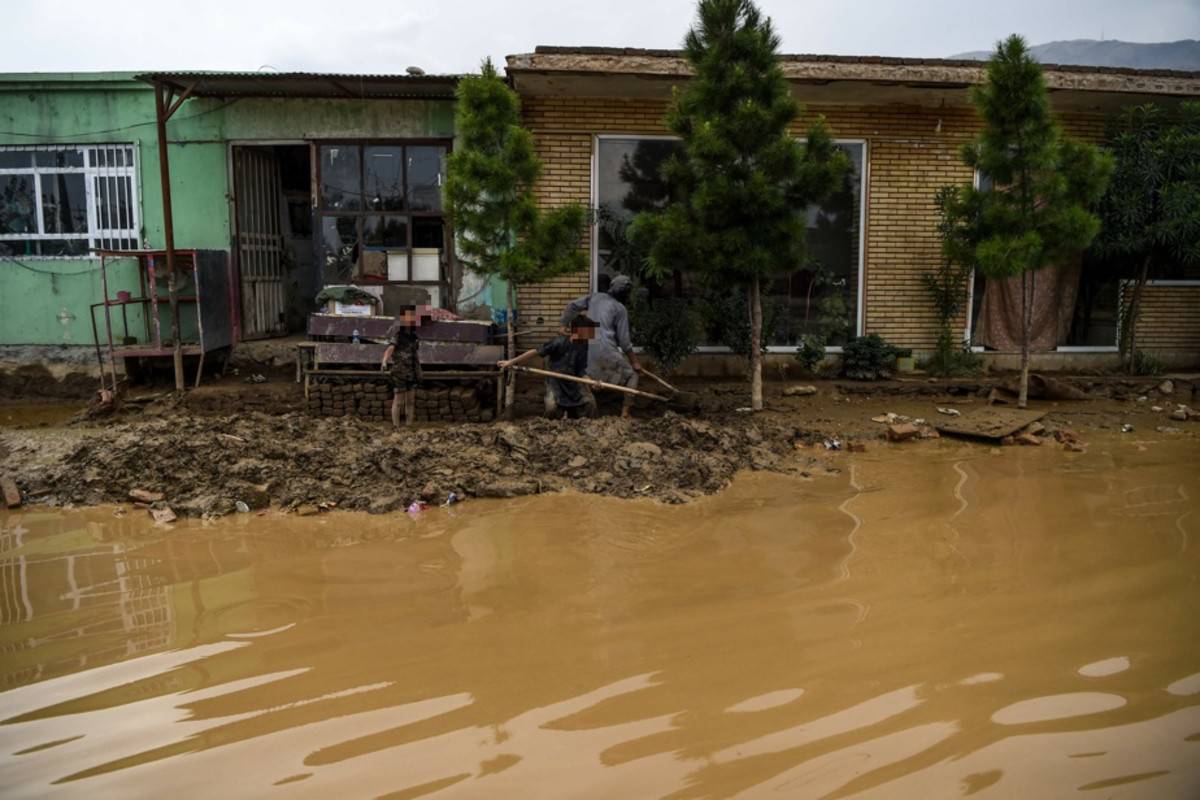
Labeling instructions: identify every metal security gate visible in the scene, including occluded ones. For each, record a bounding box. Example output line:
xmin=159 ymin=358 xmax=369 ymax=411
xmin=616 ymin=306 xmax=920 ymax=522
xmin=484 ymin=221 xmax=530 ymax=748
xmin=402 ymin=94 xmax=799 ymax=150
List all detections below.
xmin=233 ymin=146 xmax=286 ymax=339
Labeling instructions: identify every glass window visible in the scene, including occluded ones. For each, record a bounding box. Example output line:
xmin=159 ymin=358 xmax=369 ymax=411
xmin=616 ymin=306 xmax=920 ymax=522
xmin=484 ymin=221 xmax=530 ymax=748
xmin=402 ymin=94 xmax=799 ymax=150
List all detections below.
xmin=0 ymin=174 xmax=37 ymax=234
xmin=319 ymin=146 xmax=361 ymax=211
xmin=406 ymin=146 xmax=445 ymax=211
xmin=0 ymin=145 xmax=139 ymax=256
xmin=594 ymin=137 xmax=865 ymax=347
xmin=321 ymin=216 xmax=360 ymax=283
xmin=364 ymin=215 xmax=409 ymax=249
xmin=412 ymin=217 xmax=443 ymax=249
xmin=365 ymin=146 xmax=404 ymax=211
xmin=40 ymin=174 xmax=88 ymax=234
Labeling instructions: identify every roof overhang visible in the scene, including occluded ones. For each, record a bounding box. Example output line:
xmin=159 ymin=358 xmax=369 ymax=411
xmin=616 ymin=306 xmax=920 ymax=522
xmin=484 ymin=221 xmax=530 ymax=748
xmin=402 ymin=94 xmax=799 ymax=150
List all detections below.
xmin=507 ymin=48 xmax=1200 ymax=113
xmin=135 ymin=71 xmax=460 ymax=101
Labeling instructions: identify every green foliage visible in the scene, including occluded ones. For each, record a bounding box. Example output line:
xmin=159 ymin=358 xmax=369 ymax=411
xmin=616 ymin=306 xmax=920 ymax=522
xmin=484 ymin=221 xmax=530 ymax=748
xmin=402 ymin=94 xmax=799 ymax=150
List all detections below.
xmin=445 ymin=59 xmax=586 ymax=287
xmin=794 ymin=334 xmax=826 ymax=374
xmin=629 ymin=0 xmax=849 ymax=287
xmin=792 ymin=262 xmax=851 ymax=374
xmin=630 ymin=295 xmax=701 ymax=376
xmin=1095 ymin=101 xmax=1200 ymax=365
xmin=699 ymin=287 xmax=786 ymax=359
xmin=1132 ymin=350 xmax=1165 ymax=376
xmin=957 ymin=36 xmax=1113 ymax=282
xmin=841 ymin=334 xmax=911 ymax=381
xmin=923 ymin=187 xmax=982 ymax=377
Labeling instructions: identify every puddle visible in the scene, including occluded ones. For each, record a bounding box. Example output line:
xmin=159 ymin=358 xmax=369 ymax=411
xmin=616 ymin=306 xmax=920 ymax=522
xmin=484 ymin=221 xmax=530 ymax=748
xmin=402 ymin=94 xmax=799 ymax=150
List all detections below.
xmin=1 ymin=438 xmax=1198 ymax=797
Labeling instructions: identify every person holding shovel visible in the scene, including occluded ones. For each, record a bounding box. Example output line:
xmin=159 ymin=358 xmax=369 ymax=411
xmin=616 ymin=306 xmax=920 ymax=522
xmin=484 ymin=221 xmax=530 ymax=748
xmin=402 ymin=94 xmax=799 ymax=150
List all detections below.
xmin=498 ymin=316 xmax=599 ymax=419
xmin=381 ymin=304 xmax=430 ymax=429
xmin=559 ymin=274 xmax=642 ymax=419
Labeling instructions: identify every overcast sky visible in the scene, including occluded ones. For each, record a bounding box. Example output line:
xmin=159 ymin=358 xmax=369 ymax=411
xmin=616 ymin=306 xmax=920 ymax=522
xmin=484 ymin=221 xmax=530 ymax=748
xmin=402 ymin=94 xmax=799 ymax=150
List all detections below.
xmin=6 ymin=0 xmax=1198 ymax=75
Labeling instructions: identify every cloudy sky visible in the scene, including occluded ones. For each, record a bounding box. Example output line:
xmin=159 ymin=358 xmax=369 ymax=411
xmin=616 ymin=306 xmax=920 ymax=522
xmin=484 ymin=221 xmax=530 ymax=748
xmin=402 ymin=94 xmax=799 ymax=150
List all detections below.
xmin=6 ymin=0 xmax=1198 ymax=75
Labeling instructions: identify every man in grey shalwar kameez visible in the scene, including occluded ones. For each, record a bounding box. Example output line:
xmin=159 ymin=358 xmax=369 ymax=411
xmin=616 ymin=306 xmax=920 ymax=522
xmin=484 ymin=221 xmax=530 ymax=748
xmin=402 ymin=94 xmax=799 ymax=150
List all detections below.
xmin=559 ymin=275 xmax=642 ymax=418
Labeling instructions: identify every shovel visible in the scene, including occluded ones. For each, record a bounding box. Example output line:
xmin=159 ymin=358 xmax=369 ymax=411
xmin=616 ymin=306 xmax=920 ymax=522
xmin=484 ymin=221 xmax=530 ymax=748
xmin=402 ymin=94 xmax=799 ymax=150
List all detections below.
xmin=508 ymin=365 xmax=669 ymax=402
xmin=637 ymin=366 xmax=701 ymax=411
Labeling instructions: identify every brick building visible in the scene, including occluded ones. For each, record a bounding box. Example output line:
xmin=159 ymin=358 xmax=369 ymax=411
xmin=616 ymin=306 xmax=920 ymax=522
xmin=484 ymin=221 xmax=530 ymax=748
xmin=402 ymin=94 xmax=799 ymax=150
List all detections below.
xmin=506 ymin=48 xmax=1200 ymax=373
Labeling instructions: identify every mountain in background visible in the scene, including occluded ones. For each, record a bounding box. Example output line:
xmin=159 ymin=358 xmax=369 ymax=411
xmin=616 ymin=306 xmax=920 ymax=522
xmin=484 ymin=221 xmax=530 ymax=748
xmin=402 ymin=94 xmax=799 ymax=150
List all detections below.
xmin=951 ymin=39 xmax=1200 ymax=70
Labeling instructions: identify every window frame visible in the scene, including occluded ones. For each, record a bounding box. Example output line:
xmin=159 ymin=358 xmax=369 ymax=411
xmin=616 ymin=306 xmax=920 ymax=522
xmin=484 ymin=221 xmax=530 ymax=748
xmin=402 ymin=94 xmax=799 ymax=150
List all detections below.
xmin=590 ymin=133 xmax=869 ymax=353
xmin=0 ymin=143 xmax=141 ymax=259
xmin=312 ymin=138 xmax=452 ymax=286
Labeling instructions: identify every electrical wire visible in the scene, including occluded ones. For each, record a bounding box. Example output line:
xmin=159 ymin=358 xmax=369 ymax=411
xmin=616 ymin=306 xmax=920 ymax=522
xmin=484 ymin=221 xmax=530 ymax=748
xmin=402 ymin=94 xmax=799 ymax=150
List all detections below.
xmin=1 ymin=255 xmax=100 ymax=276
xmin=0 ymin=98 xmax=242 ymax=141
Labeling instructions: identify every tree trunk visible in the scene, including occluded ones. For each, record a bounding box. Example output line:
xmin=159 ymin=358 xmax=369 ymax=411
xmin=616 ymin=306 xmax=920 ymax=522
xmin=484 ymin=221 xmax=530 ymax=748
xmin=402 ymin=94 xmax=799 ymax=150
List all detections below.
xmin=749 ymin=276 xmax=763 ymax=412
xmin=1018 ymin=270 xmax=1031 ymax=409
xmin=504 ymin=281 xmax=517 ymax=416
xmin=1123 ymin=255 xmax=1151 ymax=374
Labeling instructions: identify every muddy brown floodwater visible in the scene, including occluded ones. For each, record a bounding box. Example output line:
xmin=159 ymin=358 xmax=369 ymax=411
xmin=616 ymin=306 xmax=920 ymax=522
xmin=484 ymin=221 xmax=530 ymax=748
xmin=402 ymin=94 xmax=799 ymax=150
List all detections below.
xmin=1 ymin=434 xmax=1198 ymax=798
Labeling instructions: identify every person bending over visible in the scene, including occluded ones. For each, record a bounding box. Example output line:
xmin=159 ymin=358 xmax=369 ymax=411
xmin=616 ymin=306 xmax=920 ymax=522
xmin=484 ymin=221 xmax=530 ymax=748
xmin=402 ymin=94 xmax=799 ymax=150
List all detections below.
xmin=559 ymin=274 xmax=641 ymax=419
xmin=498 ymin=316 xmax=598 ymax=419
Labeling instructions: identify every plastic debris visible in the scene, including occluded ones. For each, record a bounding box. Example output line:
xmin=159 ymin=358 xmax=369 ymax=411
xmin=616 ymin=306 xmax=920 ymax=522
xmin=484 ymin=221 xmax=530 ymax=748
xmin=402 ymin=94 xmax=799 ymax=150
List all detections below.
xmin=1121 ymin=423 xmax=1134 ymax=433
xmin=407 ymin=501 xmax=429 ymax=514
xmin=937 ymin=407 xmax=961 ymax=417
xmin=442 ymin=492 xmax=460 ymax=507
xmin=235 ymin=500 xmax=251 ymax=513
xmin=823 ymin=438 xmax=841 ymax=451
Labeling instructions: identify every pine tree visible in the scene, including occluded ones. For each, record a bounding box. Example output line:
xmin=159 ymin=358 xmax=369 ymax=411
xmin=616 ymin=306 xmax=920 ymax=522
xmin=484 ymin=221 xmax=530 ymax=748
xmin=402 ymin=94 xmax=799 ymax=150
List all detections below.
xmin=445 ymin=59 xmax=586 ymax=412
xmin=629 ymin=0 xmax=848 ymax=411
xmin=1095 ymin=101 xmax=1200 ymax=372
xmin=957 ymin=35 xmax=1112 ymax=407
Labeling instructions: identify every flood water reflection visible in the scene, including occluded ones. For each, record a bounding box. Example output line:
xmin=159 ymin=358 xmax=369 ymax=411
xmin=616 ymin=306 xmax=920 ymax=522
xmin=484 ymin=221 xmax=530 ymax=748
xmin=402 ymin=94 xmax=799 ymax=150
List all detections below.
xmin=1 ymin=437 xmax=1198 ymax=798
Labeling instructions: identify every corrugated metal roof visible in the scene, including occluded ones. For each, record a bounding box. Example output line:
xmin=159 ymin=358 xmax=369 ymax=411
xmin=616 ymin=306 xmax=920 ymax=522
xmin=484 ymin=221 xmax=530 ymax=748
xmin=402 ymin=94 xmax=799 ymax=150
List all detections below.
xmin=136 ymin=71 xmax=460 ymax=100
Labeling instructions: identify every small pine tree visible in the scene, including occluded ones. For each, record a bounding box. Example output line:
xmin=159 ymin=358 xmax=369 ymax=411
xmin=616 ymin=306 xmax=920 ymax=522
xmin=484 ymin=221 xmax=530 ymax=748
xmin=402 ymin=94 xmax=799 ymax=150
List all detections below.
xmin=1095 ymin=101 xmax=1200 ymax=372
xmin=629 ymin=0 xmax=849 ymax=411
xmin=956 ymin=35 xmax=1112 ymax=407
xmin=445 ymin=59 xmax=586 ymax=411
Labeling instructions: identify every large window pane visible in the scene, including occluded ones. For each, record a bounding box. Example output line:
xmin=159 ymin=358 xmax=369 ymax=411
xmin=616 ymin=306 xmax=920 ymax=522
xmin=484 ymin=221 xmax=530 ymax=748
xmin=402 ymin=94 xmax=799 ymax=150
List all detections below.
xmin=768 ymin=142 xmax=864 ymax=346
xmin=41 ymin=173 xmax=88 ymax=234
xmin=321 ymin=216 xmax=360 ymax=282
xmin=406 ymin=146 xmax=445 ymax=211
xmin=364 ymin=215 xmax=409 ymax=249
xmin=319 ymin=145 xmax=361 ymax=211
xmin=35 ymin=149 xmax=83 ymax=168
xmin=594 ymin=137 xmax=864 ymax=347
xmin=365 ymin=146 xmax=404 ymax=211
xmin=0 ymin=174 xmax=37 ymax=234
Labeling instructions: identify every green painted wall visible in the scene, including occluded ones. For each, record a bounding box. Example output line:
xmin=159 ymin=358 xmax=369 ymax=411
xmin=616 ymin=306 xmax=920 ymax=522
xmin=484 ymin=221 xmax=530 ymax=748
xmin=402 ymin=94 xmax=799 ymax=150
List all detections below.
xmin=0 ymin=73 xmax=458 ymax=346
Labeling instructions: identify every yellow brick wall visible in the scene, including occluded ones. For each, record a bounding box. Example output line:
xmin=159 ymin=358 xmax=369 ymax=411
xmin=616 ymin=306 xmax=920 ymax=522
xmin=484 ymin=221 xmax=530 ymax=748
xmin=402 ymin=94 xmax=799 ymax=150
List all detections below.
xmin=1135 ymin=284 xmax=1200 ymax=355
xmin=518 ymin=94 xmax=1197 ymax=361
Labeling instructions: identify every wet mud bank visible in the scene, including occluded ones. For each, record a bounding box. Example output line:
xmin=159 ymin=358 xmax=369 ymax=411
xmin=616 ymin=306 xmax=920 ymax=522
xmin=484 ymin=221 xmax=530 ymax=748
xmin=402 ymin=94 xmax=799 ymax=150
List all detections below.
xmin=5 ymin=412 xmax=839 ymax=516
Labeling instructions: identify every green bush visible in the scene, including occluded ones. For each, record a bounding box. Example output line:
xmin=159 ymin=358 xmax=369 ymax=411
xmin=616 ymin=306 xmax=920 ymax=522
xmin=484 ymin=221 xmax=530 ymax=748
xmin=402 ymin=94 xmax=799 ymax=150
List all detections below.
xmin=1132 ymin=349 xmax=1164 ymax=376
xmin=841 ymin=334 xmax=912 ymax=380
xmin=630 ymin=294 xmax=701 ymax=376
xmin=794 ymin=333 xmax=826 ymax=374
xmin=698 ymin=288 xmax=786 ymax=362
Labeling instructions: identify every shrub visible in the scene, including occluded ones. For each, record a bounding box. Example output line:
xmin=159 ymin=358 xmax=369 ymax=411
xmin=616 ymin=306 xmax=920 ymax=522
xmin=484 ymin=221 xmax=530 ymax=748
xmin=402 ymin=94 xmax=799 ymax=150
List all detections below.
xmin=841 ymin=334 xmax=912 ymax=380
xmin=630 ymin=294 xmax=701 ymax=376
xmin=1132 ymin=350 xmax=1164 ymax=376
xmin=794 ymin=333 xmax=826 ymax=374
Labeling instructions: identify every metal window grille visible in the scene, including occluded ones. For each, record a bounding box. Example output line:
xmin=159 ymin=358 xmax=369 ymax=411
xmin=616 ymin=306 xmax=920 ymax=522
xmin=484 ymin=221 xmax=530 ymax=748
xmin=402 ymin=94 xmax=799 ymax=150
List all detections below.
xmin=0 ymin=144 xmax=141 ymax=258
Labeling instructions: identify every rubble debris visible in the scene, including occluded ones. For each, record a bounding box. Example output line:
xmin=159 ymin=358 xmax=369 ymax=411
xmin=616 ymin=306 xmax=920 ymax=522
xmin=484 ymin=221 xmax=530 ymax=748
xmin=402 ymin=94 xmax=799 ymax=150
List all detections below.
xmin=1121 ymin=424 xmax=1134 ymax=433
xmin=129 ymin=488 xmax=165 ymax=503
xmin=296 ymin=503 xmax=320 ymax=516
xmin=937 ymin=407 xmax=961 ymax=416
xmin=1170 ymin=408 xmax=1188 ymax=421
xmin=1015 ymin=433 xmax=1042 ymax=446
xmin=1151 ymin=406 xmax=1164 ymax=412
xmin=1064 ymin=441 xmax=1087 ymax=453
xmin=150 ymin=506 xmax=177 ymax=524
xmin=1158 ymin=379 xmax=1175 ymax=395
xmin=935 ymin=408 xmax=1047 ymax=441
xmin=1021 ymin=421 xmax=1046 ymax=437
xmin=2 ymin=476 xmax=21 ymax=508
xmin=887 ymin=423 xmax=920 ymax=442
xmin=1157 ymin=426 xmax=1182 ymax=434
xmin=783 ymin=385 xmax=818 ymax=397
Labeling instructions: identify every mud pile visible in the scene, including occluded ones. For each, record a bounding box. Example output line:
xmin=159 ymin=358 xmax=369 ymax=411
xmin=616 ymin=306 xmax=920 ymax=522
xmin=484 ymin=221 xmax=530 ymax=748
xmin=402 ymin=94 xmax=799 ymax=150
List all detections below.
xmin=22 ymin=412 xmax=826 ymax=515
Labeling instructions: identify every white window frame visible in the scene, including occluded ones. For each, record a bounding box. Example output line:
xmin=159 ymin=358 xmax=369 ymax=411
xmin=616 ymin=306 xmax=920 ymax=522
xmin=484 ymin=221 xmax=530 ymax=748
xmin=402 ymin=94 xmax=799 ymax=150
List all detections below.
xmin=0 ymin=144 xmax=141 ymax=259
xmin=963 ymin=169 xmax=1118 ymax=353
xmin=591 ymin=133 xmax=869 ymax=353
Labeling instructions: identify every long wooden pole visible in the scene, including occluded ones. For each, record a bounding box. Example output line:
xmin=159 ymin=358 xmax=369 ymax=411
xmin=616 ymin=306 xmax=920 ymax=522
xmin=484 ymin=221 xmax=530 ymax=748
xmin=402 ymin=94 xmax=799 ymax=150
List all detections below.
xmin=509 ymin=365 xmax=668 ymax=402
xmin=638 ymin=367 xmax=678 ymax=395
xmin=154 ymin=82 xmax=185 ymax=392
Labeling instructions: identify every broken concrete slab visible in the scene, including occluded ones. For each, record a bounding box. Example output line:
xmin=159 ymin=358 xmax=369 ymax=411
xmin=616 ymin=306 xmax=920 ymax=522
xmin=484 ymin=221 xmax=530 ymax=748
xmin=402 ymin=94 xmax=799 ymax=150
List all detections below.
xmin=887 ymin=423 xmax=919 ymax=442
xmin=2 ymin=476 xmax=21 ymax=508
xmin=935 ymin=407 xmax=1048 ymax=442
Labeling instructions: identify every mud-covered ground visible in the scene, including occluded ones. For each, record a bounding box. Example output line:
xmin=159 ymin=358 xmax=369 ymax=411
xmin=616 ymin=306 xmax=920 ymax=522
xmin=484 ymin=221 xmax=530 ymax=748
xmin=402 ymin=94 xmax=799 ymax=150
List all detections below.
xmin=2 ymin=371 xmax=1195 ymax=517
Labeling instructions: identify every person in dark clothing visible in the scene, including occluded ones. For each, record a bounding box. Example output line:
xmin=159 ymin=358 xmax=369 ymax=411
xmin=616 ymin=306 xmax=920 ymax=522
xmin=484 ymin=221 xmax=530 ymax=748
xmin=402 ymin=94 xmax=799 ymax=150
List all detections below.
xmin=498 ymin=316 xmax=598 ymax=419
xmin=559 ymin=274 xmax=641 ymax=418
xmin=381 ymin=304 xmax=430 ymax=428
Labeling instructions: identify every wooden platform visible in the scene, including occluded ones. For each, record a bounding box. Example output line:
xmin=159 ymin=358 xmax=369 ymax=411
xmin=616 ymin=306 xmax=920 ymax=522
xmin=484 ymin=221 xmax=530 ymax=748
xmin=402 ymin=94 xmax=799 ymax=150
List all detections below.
xmin=934 ymin=407 xmax=1047 ymax=441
